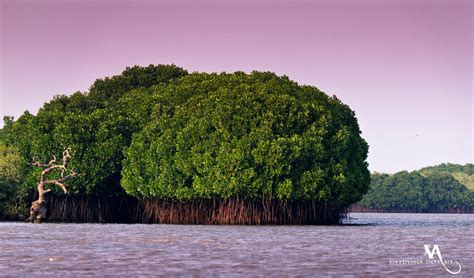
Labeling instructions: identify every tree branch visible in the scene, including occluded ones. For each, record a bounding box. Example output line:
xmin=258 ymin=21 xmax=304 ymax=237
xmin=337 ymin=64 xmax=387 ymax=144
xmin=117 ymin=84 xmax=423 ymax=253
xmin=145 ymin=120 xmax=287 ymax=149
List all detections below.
xmin=43 ymin=180 xmax=68 ymax=194
xmin=32 ymin=147 xmax=76 ymax=195
xmin=32 ymin=155 xmax=57 ymax=168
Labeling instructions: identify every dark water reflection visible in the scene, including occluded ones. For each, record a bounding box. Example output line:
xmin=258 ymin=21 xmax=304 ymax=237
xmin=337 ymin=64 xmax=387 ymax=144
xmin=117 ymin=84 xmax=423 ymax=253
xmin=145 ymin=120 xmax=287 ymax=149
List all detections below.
xmin=1 ymin=213 xmax=473 ymax=276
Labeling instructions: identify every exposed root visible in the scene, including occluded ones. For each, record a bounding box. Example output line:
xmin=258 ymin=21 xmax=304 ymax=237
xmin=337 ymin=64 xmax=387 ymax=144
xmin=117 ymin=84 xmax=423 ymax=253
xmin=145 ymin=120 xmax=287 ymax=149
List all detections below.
xmin=29 ymin=200 xmax=47 ymax=223
xmin=139 ymin=199 xmax=343 ymax=225
xmin=45 ymin=196 xmax=345 ymax=225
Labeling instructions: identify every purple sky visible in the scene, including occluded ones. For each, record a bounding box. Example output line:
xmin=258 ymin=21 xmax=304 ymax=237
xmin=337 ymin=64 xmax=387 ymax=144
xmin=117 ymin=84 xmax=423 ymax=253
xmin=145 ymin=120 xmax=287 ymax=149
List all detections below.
xmin=0 ymin=0 xmax=472 ymax=173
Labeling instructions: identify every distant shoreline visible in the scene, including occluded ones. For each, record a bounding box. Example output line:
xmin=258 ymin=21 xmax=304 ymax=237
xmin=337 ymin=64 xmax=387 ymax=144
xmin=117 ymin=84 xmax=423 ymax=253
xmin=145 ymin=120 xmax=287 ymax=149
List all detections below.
xmin=348 ymin=204 xmax=474 ymax=214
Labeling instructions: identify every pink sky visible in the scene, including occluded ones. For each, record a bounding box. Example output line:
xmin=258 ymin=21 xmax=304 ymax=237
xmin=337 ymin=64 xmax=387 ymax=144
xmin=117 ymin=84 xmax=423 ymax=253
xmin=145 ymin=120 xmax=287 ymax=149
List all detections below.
xmin=0 ymin=0 xmax=472 ymax=173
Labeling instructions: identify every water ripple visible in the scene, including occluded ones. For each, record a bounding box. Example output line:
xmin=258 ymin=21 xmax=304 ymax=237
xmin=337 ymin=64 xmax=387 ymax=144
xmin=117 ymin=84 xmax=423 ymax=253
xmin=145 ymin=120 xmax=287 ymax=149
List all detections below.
xmin=0 ymin=213 xmax=473 ymax=276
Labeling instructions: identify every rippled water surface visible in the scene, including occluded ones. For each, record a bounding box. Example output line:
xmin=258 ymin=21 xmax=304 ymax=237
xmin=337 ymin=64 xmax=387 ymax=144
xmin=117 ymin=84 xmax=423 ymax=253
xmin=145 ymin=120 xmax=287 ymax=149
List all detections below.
xmin=1 ymin=213 xmax=473 ymax=276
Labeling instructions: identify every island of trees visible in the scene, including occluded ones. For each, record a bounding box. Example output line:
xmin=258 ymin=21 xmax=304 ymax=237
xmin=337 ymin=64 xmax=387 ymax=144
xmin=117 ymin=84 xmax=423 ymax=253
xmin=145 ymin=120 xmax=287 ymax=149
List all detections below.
xmin=353 ymin=164 xmax=474 ymax=213
xmin=0 ymin=65 xmax=370 ymax=224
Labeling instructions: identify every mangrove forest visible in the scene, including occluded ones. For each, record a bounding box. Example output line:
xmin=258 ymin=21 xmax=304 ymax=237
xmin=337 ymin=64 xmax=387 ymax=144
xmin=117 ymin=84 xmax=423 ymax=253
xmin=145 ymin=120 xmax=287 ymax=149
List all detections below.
xmin=355 ymin=164 xmax=474 ymax=213
xmin=0 ymin=64 xmax=370 ymax=224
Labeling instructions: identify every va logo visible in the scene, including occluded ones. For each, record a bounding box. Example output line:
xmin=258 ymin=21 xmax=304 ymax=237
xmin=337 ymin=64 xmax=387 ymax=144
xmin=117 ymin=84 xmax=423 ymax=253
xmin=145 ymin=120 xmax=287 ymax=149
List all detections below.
xmin=423 ymin=245 xmax=461 ymax=275
xmin=424 ymin=244 xmax=442 ymax=260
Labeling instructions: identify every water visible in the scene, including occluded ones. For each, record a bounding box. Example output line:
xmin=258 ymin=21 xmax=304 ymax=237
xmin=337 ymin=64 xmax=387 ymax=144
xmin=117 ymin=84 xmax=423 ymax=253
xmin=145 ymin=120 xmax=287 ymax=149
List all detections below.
xmin=1 ymin=213 xmax=473 ymax=276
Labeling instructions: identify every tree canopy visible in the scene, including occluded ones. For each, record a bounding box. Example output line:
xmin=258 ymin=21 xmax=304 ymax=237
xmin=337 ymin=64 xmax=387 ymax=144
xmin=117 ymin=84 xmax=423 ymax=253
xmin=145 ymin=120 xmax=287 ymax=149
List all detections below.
xmin=0 ymin=142 xmax=28 ymax=219
xmin=360 ymin=168 xmax=474 ymax=212
xmin=0 ymin=65 xmax=370 ymax=211
xmin=122 ymin=71 xmax=370 ymax=207
xmin=418 ymin=163 xmax=474 ymax=190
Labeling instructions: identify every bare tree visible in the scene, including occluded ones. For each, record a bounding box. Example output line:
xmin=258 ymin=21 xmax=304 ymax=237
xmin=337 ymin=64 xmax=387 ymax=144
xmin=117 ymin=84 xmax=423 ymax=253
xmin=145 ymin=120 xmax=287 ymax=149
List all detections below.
xmin=29 ymin=148 xmax=77 ymax=223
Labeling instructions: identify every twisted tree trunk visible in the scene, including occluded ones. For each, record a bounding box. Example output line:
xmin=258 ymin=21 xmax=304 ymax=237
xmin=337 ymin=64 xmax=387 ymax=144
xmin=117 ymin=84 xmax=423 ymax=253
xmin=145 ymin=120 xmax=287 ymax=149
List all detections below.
xmin=29 ymin=148 xmax=77 ymax=223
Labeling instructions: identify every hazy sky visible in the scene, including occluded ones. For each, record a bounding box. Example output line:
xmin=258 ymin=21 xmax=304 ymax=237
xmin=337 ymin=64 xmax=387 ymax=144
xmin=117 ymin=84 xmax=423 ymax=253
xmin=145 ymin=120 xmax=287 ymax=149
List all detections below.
xmin=0 ymin=0 xmax=472 ymax=173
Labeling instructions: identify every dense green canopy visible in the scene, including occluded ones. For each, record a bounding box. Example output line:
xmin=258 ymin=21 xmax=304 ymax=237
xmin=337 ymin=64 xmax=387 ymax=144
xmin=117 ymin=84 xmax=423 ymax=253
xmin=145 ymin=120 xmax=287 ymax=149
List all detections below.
xmin=360 ymin=169 xmax=474 ymax=211
xmin=0 ymin=143 xmax=26 ymax=218
xmin=122 ymin=71 xmax=370 ymax=206
xmin=419 ymin=163 xmax=474 ymax=190
xmin=0 ymin=65 xmax=188 ymax=197
xmin=0 ymin=65 xmax=370 ymax=210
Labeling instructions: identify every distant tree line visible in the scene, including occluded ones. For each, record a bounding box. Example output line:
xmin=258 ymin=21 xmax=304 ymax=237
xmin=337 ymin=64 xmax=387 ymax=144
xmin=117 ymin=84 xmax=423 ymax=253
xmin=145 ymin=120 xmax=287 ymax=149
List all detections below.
xmin=418 ymin=163 xmax=474 ymax=190
xmin=358 ymin=165 xmax=474 ymax=212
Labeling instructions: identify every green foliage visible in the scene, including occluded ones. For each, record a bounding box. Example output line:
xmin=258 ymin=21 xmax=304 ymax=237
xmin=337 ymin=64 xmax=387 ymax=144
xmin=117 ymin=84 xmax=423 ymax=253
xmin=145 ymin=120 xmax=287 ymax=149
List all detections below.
xmin=89 ymin=64 xmax=188 ymax=104
xmin=122 ymin=71 xmax=370 ymax=206
xmin=418 ymin=163 xmax=474 ymax=190
xmin=0 ymin=65 xmax=188 ymax=196
xmin=0 ymin=143 xmax=20 ymax=182
xmin=1 ymin=65 xmax=369 ymax=210
xmin=360 ymin=168 xmax=474 ymax=211
xmin=0 ymin=143 xmax=30 ymax=219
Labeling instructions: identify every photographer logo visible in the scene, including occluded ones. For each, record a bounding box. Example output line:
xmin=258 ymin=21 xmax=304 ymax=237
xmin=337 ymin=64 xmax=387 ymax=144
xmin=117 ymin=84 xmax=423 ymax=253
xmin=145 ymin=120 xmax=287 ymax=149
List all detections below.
xmin=423 ymin=244 xmax=461 ymax=275
xmin=389 ymin=244 xmax=461 ymax=275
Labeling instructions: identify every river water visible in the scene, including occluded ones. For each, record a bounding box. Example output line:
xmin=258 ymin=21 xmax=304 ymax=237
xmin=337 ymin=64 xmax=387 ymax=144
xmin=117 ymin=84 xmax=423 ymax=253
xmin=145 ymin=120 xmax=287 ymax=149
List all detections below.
xmin=0 ymin=213 xmax=473 ymax=276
